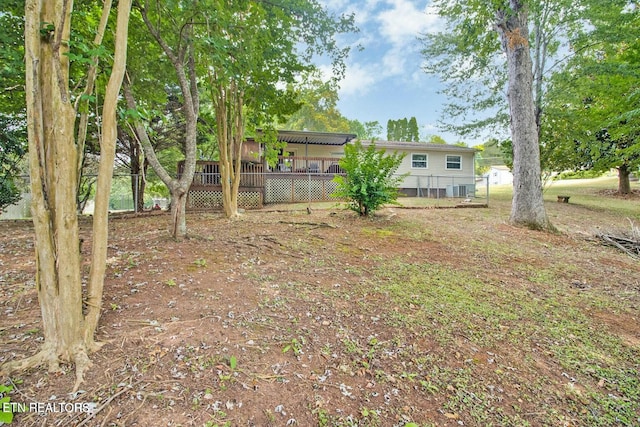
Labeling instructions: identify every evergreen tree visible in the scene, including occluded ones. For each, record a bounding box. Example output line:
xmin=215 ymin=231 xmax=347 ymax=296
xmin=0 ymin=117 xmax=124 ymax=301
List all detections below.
xmin=408 ymin=117 xmax=420 ymax=141
xmin=386 ymin=119 xmax=395 ymax=141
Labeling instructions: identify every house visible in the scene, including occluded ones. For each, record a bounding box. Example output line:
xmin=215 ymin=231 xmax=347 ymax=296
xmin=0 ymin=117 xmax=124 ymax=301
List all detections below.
xmin=181 ymin=130 xmax=478 ymax=209
xmin=486 ymin=165 xmax=513 ymax=186
xmin=359 ymin=140 xmax=477 ymax=198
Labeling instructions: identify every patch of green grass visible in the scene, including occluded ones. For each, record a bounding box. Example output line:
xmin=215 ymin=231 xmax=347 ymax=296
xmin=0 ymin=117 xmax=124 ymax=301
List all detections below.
xmin=361 ymin=227 xmax=396 ymax=238
xmin=355 ymin=256 xmax=640 ymax=425
xmin=193 ymin=258 xmax=207 ymax=268
xmin=282 ymin=336 xmax=305 ymax=356
xmin=491 ymin=176 xmax=640 ymax=220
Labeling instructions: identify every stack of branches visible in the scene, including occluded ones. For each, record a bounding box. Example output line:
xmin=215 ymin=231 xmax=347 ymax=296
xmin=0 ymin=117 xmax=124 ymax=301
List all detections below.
xmin=596 ymin=220 xmax=640 ymax=260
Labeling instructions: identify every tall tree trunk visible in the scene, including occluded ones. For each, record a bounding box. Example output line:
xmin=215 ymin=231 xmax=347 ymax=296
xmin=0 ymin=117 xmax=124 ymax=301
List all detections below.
xmin=123 ymin=80 xmax=194 ymax=240
xmin=9 ymin=0 xmax=88 ymax=385
xmin=2 ymin=0 xmax=131 ymax=391
xmin=128 ymin=8 xmax=200 ymax=239
xmin=83 ymin=0 xmax=132 ymax=353
xmin=137 ymin=161 xmax=148 ymax=212
xmin=170 ymin=187 xmax=188 ymax=237
xmin=125 ymin=127 xmax=147 ymax=212
xmin=618 ymin=164 xmax=631 ymax=195
xmin=496 ymin=1 xmax=553 ymax=231
xmin=75 ymin=0 xmax=113 ymax=189
xmin=215 ymin=82 xmax=244 ymax=218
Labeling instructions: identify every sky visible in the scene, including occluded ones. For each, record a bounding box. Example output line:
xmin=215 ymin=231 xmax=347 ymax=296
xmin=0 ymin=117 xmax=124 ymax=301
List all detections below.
xmin=318 ymin=0 xmax=475 ymax=144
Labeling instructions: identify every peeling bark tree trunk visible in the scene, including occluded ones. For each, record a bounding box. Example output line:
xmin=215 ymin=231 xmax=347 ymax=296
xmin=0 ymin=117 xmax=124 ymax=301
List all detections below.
xmin=215 ymin=82 xmax=244 ymax=218
xmin=0 ymin=0 xmax=131 ymax=391
xmin=496 ymin=1 xmax=553 ymax=231
xmin=83 ymin=0 xmax=131 ymax=351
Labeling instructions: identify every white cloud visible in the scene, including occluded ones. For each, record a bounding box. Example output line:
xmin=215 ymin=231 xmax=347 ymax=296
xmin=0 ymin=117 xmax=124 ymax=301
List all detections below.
xmin=380 ymin=49 xmax=407 ymax=76
xmin=376 ymin=0 xmax=439 ymax=45
xmin=320 ymin=63 xmax=379 ymax=97
xmin=362 ymin=0 xmax=443 ymax=78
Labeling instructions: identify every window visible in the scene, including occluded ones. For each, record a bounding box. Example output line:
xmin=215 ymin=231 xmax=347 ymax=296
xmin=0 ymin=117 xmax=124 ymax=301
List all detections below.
xmin=446 ymin=155 xmax=462 ymax=170
xmin=412 ymin=153 xmax=428 ymax=169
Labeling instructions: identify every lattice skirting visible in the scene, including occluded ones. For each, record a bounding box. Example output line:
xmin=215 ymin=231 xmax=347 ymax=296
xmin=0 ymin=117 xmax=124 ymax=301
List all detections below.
xmin=264 ymin=178 xmax=340 ymax=204
xmin=187 ymin=190 xmax=262 ymax=210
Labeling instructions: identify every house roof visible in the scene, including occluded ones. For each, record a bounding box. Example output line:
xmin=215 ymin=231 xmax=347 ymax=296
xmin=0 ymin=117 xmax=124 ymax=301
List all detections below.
xmin=256 ymin=129 xmax=357 ymax=146
xmin=361 ymin=139 xmax=478 ymax=153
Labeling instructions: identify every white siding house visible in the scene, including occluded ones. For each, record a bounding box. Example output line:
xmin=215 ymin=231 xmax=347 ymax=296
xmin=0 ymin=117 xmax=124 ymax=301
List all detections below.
xmin=361 ymin=140 xmax=477 ymax=197
xmin=281 ymin=138 xmax=478 ymax=198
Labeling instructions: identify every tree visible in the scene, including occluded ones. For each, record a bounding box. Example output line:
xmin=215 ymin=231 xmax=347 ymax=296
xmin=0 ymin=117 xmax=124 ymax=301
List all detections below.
xmin=348 ymin=119 xmax=383 ymax=140
xmin=0 ymin=1 xmax=27 ymax=212
xmin=283 ymin=70 xmax=351 ymax=133
xmin=0 ymin=0 xmax=132 ymax=390
xmin=495 ymin=2 xmax=551 ymax=230
xmin=0 ymin=116 xmax=26 ymax=211
xmin=423 ymin=0 xmax=554 ymax=230
xmin=408 ymin=117 xmax=420 ymax=142
xmin=544 ymin=68 xmax=640 ymax=193
xmin=427 ymin=135 xmax=448 ymax=144
xmin=541 ymin=1 xmax=640 ymax=194
xmin=124 ymin=0 xmax=201 ymax=239
xmin=204 ymin=1 xmax=356 ymax=218
xmin=282 ymin=71 xmax=381 ymax=139
xmin=386 ymin=117 xmax=420 ymax=141
xmin=475 ymin=139 xmax=509 ymax=175
xmin=386 ymin=119 xmax=395 ymax=141
xmin=117 ymin=88 xmax=187 ymax=212
xmin=421 ymin=0 xmax=587 ymax=140
xmin=125 ymin=1 xmax=355 ymax=222
xmin=333 ymin=140 xmax=406 ymax=216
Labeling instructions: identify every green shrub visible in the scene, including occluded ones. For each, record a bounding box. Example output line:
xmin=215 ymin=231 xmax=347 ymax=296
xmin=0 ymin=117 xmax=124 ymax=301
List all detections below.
xmin=555 ymin=170 xmax=604 ymax=180
xmin=0 ymin=178 xmax=21 ymax=212
xmin=332 ymin=140 xmax=406 ymax=216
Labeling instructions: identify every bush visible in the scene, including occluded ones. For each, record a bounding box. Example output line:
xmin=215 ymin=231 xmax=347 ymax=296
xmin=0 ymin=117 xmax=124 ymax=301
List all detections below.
xmin=555 ymin=170 xmax=604 ymax=180
xmin=0 ymin=177 xmax=21 ymax=212
xmin=332 ymin=140 xmax=406 ymax=216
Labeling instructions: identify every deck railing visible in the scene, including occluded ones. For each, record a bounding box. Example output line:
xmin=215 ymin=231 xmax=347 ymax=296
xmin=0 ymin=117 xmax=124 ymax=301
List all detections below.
xmin=178 ymin=160 xmax=265 ymax=188
xmin=270 ymin=156 xmax=344 ymax=174
xmin=179 ymin=158 xmax=344 ymax=188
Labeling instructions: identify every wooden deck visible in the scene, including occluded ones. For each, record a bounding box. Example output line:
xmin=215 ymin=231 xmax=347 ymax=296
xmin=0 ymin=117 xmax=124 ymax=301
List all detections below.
xmin=180 ymin=159 xmax=345 ymax=209
xmin=180 ymin=158 xmax=344 ymax=189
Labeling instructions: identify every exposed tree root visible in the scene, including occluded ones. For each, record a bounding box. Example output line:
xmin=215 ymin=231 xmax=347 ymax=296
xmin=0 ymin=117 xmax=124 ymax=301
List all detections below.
xmin=73 ymin=348 xmax=93 ymax=393
xmin=0 ymin=348 xmax=60 ymax=378
xmin=1 ymin=344 xmax=96 ymax=393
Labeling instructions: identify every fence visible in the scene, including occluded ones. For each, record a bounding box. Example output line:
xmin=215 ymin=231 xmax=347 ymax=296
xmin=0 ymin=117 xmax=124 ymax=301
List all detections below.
xmin=188 ymin=172 xmax=489 ymax=207
xmin=0 ymin=175 xmax=167 ymax=220
xmin=1 ymin=173 xmax=490 ymax=219
xmin=400 ymin=174 xmax=488 ymax=200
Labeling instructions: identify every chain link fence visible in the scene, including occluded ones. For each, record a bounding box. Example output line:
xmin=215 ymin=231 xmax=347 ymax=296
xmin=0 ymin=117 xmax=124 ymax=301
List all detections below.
xmin=1 ymin=173 xmax=490 ymax=219
xmin=0 ymin=175 xmax=168 ymax=220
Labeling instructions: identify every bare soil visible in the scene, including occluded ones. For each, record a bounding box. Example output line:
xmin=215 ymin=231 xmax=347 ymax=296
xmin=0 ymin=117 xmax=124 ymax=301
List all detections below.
xmin=1 ymin=198 xmax=639 ymax=427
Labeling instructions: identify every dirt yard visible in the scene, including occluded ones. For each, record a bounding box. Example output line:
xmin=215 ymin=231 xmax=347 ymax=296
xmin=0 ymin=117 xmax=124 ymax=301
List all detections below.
xmin=1 ymin=196 xmax=639 ymax=426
